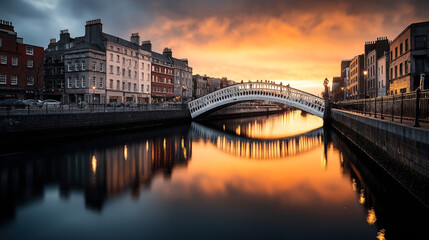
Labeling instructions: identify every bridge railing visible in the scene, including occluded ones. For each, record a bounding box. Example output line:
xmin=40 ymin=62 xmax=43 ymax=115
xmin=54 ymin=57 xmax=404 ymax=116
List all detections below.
xmin=189 ymin=82 xmax=325 ymax=118
xmin=0 ymin=103 xmax=187 ymax=116
xmin=333 ymin=89 xmax=429 ymax=125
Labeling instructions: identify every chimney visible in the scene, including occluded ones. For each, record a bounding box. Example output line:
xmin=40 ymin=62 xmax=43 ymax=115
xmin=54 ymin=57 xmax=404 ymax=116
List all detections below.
xmin=141 ymin=40 xmax=152 ymax=51
xmin=130 ymin=33 xmax=140 ymax=45
xmin=50 ymin=38 xmax=56 ymax=44
xmin=59 ymin=29 xmax=70 ymax=42
xmin=163 ymin=47 xmax=172 ymax=58
xmin=84 ymin=19 xmax=102 ymax=44
xmin=0 ymin=19 xmax=14 ymax=32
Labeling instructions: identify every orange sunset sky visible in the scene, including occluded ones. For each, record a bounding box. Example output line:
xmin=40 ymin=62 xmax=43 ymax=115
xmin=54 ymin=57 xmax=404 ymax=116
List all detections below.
xmin=1 ymin=0 xmax=429 ymax=94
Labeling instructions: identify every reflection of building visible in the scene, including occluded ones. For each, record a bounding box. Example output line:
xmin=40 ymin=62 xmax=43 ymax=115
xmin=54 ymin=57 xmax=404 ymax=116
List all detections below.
xmin=0 ymin=125 xmax=192 ymax=216
xmin=0 ymin=20 xmax=44 ymax=99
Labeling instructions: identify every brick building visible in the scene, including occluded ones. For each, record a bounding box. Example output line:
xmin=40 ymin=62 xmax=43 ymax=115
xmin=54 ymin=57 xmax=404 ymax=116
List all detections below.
xmin=389 ymin=21 xmax=429 ymax=94
xmin=347 ymin=54 xmax=364 ymax=99
xmin=0 ymin=20 xmax=44 ymax=99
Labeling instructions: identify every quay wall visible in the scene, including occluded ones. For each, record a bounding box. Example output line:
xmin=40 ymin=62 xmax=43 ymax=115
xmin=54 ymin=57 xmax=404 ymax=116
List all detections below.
xmin=330 ymin=109 xmax=429 ymax=206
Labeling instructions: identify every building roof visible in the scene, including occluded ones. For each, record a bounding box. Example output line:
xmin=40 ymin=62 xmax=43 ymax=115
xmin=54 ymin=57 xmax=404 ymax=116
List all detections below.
xmin=391 ymin=21 xmax=429 ymax=44
xmin=103 ymin=33 xmax=140 ymax=50
xmin=151 ymin=51 xmax=172 ymax=63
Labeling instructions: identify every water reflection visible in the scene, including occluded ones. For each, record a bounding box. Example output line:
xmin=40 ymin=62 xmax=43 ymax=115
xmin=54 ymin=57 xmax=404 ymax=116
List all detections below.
xmin=192 ymin=122 xmax=324 ymax=159
xmin=0 ymin=112 xmax=428 ymax=240
xmin=0 ymin=125 xmax=192 ymax=218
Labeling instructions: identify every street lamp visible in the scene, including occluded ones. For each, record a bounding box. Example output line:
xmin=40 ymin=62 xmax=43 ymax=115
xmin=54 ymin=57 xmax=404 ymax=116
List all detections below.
xmin=181 ymin=85 xmax=187 ymax=104
xmin=363 ymin=70 xmax=368 ymax=115
xmin=92 ymin=86 xmax=96 ymax=104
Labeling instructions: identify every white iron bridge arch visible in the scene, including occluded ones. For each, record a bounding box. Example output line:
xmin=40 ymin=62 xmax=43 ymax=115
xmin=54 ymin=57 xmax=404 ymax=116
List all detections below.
xmin=188 ymin=82 xmax=325 ymax=119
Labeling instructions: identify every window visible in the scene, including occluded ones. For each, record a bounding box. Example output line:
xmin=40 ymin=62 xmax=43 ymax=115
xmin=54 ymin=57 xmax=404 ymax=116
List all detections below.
xmin=81 ymin=61 xmax=86 ymax=71
xmin=117 ymin=66 xmax=120 ymax=75
xmin=75 ymin=62 xmax=79 ymax=71
xmin=117 ymin=55 xmax=120 ymax=62
xmin=128 ymin=70 xmax=131 ymax=78
xmin=123 ymin=57 xmax=125 ymax=64
xmin=134 ymin=71 xmax=137 ymax=79
xmin=1 ymin=55 xmax=7 ymax=64
xmin=394 ymin=66 xmax=398 ymax=78
xmin=0 ymin=37 xmax=2 ymax=48
xmin=395 ymin=47 xmax=398 ymax=58
xmin=100 ymin=63 xmax=104 ymax=72
xmin=128 ymin=82 xmax=131 ymax=91
xmin=26 ymin=46 xmax=34 ymax=55
xmin=0 ymin=74 xmax=6 ymax=84
xmin=110 ymin=79 xmax=113 ymax=89
xmin=147 ymin=64 xmax=150 ymax=71
xmin=116 ymin=80 xmax=120 ymax=90
xmin=415 ymin=35 xmax=427 ymax=49
xmin=81 ymin=76 xmax=86 ymax=88
xmin=122 ymin=69 xmax=125 ymax=76
xmin=11 ymin=75 xmax=17 ymax=85
xmin=110 ymin=53 xmax=113 ymax=61
xmin=75 ymin=77 xmax=79 ymax=88
xmin=134 ymin=83 xmax=137 ymax=91
xmin=125 ymin=49 xmax=127 ymax=55
xmin=400 ymin=88 xmax=406 ymax=93
xmin=400 ymin=43 xmax=403 ymax=55
xmin=12 ymin=57 xmax=18 ymax=66
xmin=27 ymin=76 xmax=34 ymax=86
xmin=92 ymin=62 xmax=96 ymax=71
xmin=405 ymin=39 xmax=409 ymax=52
xmin=67 ymin=77 xmax=72 ymax=88
xmin=92 ymin=77 xmax=96 ymax=87
xmin=390 ymin=68 xmax=393 ymax=80
xmin=141 ymin=84 xmax=144 ymax=92
xmin=67 ymin=62 xmax=71 ymax=72
xmin=27 ymin=59 xmax=33 ymax=68
xmin=147 ymin=85 xmax=149 ymax=92
xmin=110 ymin=65 xmax=113 ymax=74
xmin=122 ymin=82 xmax=125 ymax=90
xmin=405 ymin=62 xmax=408 ymax=74
xmin=99 ymin=78 xmax=103 ymax=88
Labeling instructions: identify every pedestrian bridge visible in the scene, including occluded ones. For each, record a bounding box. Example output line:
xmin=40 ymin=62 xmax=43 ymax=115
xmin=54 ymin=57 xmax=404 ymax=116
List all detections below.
xmin=188 ymin=82 xmax=325 ymax=119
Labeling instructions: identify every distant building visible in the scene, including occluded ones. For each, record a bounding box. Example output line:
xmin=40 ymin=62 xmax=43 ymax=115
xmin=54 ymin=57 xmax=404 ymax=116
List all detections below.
xmin=147 ymin=44 xmax=174 ymax=102
xmin=340 ymin=60 xmax=351 ymax=100
xmin=331 ymin=76 xmax=343 ymax=101
xmin=366 ymin=49 xmax=377 ymax=98
xmin=348 ymin=54 xmax=365 ymax=99
xmin=389 ymin=21 xmax=429 ymax=95
xmin=192 ymin=74 xmax=209 ymax=98
xmin=377 ymin=51 xmax=390 ymax=96
xmin=44 ymin=29 xmax=77 ymax=101
xmin=364 ymin=37 xmax=389 ymax=98
xmin=0 ymin=20 xmax=44 ymax=99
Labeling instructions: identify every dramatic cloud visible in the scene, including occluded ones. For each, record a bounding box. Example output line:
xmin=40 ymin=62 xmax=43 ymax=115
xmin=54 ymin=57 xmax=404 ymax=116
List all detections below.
xmin=1 ymin=0 xmax=428 ymax=94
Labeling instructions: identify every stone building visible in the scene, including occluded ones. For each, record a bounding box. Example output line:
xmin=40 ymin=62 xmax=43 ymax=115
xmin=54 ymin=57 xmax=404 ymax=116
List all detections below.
xmin=389 ymin=21 xmax=429 ymax=95
xmin=366 ymin=49 xmax=377 ymax=98
xmin=0 ymin=20 xmax=44 ymax=99
xmin=161 ymin=48 xmax=192 ymax=102
xmin=377 ymin=52 xmax=390 ymax=96
xmin=64 ymin=19 xmax=106 ymax=104
xmin=192 ymin=74 xmax=209 ymax=98
xmin=44 ymin=29 xmax=77 ymax=101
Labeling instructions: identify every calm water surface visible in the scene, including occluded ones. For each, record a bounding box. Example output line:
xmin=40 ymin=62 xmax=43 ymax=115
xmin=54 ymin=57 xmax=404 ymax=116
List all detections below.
xmin=0 ymin=110 xmax=428 ymax=240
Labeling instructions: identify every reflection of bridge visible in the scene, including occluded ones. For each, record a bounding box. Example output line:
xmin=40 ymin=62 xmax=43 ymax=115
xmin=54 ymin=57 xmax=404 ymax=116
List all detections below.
xmin=188 ymin=82 xmax=325 ymax=119
xmin=191 ymin=122 xmax=324 ymax=159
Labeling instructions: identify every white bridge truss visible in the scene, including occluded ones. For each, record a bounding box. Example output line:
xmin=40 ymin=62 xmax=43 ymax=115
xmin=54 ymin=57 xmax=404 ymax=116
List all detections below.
xmin=188 ymin=82 xmax=325 ymax=119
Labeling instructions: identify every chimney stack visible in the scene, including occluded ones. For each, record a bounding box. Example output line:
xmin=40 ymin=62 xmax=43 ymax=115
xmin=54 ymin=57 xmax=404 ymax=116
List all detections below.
xmin=50 ymin=38 xmax=56 ymax=44
xmin=141 ymin=40 xmax=152 ymax=51
xmin=59 ymin=29 xmax=70 ymax=42
xmin=84 ymin=19 xmax=102 ymax=44
xmin=163 ymin=47 xmax=172 ymax=58
xmin=130 ymin=33 xmax=140 ymax=45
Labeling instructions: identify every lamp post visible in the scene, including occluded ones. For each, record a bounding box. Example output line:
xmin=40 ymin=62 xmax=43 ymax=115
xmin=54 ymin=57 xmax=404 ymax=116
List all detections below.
xmin=363 ymin=70 xmax=368 ymax=115
xmin=181 ymin=85 xmax=187 ymax=104
xmin=92 ymin=86 xmax=96 ymax=104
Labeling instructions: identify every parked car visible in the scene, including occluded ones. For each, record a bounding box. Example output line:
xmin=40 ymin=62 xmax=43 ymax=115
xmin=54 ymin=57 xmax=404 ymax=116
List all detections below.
xmin=42 ymin=99 xmax=61 ymax=105
xmin=77 ymin=101 xmax=89 ymax=108
xmin=23 ymin=99 xmax=43 ymax=108
xmin=124 ymin=101 xmax=137 ymax=107
xmin=0 ymin=98 xmax=27 ymax=108
xmin=107 ymin=101 xmax=123 ymax=107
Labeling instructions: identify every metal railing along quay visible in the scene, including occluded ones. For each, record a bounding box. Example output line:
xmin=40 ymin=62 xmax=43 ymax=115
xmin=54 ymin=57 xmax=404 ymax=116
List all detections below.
xmin=334 ymin=89 xmax=429 ymax=127
xmin=0 ymin=103 xmax=188 ymax=116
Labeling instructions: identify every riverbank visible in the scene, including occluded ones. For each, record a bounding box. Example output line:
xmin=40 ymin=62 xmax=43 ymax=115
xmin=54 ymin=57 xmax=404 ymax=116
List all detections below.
xmin=330 ymin=109 xmax=429 ymax=208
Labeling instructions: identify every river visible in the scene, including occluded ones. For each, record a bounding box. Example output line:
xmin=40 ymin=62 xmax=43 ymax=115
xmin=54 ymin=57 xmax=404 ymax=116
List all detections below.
xmin=0 ymin=110 xmax=427 ymax=239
